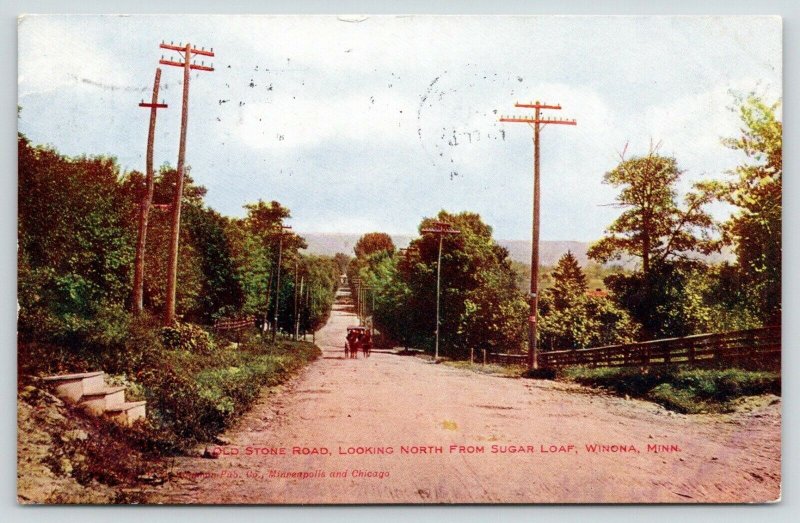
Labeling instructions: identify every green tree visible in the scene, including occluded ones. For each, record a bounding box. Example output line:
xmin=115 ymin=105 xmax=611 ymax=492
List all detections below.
xmin=182 ymin=205 xmax=243 ymax=322
xmin=354 ymin=232 xmax=395 ymax=259
xmin=588 ymin=146 xmax=715 ymax=277
xmin=333 ymin=252 xmax=352 ymax=275
xmin=715 ymin=93 xmax=782 ymax=325
xmin=539 ymin=253 xmax=638 ymax=349
xmin=365 ymin=211 xmax=528 ymax=358
xmin=549 ymin=251 xmax=587 ymax=309
xmin=18 ymin=135 xmax=135 ymax=343
xmin=231 ymin=200 xmax=307 ymax=328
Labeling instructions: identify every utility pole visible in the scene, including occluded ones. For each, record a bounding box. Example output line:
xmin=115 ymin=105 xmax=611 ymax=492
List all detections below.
xmin=370 ymin=288 xmax=375 ymax=337
xmin=360 ymin=286 xmax=365 ymax=324
xmin=351 ymin=277 xmax=361 ymax=324
xmin=272 ymin=225 xmax=293 ymax=342
xmin=292 ymin=261 xmax=300 ymax=341
xmin=421 ymin=221 xmax=461 ymax=361
xmin=311 ymin=290 xmax=316 ymax=344
xmin=295 ymin=275 xmax=304 ymax=340
xmin=160 ymin=41 xmax=215 ymax=325
xmin=500 ymin=101 xmax=576 ymax=370
xmin=303 ymin=283 xmax=310 ymax=340
xmin=399 ymin=246 xmax=418 ymax=351
xmin=262 ymin=267 xmax=274 ymax=334
xmin=132 ymin=68 xmax=168 ymax=314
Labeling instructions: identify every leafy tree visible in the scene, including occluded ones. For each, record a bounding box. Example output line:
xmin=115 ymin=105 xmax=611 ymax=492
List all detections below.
xmin=354 ymin=232 xmax=395 ymax=259
xmin=713 ymin=93 xmax=782 ymax=325
xmin=588 ymin=146 xmax=715 ymax=277
xmin=231 ymin=200 xmax=307 ymax=328
xmin=123 ymin=167 xmax=205 ymax=319
xmin=18 ymin=136 xmax=134 ymax=343
xmin=539 ymin=252 xmax=638 ymax=349
xmin=333 ymin=252 xmax=351 ymax=275
xmin=182 ymin=205 xmax=243 ymax=322
xmin=298 ymin=255 xmax=340 ymax=333
xmin=605 ymin=259 xmax=760 ymax=339
xmin=362 ymin=211 xmax=528 ymax=358
xmin=549 ymin=251 xmax=587 ymax=309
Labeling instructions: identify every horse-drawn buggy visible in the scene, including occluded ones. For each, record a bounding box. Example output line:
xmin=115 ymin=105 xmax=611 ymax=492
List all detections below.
xmin=345 ymin=326 xmax=372 ymax=358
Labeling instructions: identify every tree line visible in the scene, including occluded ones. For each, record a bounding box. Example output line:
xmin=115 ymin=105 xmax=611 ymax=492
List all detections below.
xmin=18 ymin=133 xmax=340 ymax=352
xmin=349 ymin=94 xmax=781 ymax=357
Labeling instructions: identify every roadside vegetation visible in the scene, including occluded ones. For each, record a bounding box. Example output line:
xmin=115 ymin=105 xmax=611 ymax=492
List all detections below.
xmin=350 ymin=93 xmax=780 ymax=364
xmin=558 ymin=365 xmax=780 ymax=414
xmin=17 ymin=123 xmax=337 ymax=496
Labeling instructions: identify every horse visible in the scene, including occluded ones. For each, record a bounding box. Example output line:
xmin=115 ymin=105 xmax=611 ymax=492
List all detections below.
xmin=350 ymin=336 xmax=361 ymax=358
xmin=361 ymin=331 xmax=372 ymax=358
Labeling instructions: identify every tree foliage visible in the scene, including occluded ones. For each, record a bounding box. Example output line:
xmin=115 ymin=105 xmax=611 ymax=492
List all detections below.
xmin=18 ymin=135 xmax=338 ymax=353
xmin=588 ymin=146 xmax=715 ymax=277
xmin=18 ymin=135 xmax=135 ymax=342
xmin=356 ymin=211 xmax=528 ymax=358
xmin=713 ymin=93 xmax=782 ymax=325
xmin=549 ymin=251 xmax=587 ymax=309
xmin=539 ymin=252 xmax=638 ymax=349
xmin=354 ymin=232 xmax=395 ymax=259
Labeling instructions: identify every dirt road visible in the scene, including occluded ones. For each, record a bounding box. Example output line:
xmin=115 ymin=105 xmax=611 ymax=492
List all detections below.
xmin=152 ymin=289 xmax=781 ymax=504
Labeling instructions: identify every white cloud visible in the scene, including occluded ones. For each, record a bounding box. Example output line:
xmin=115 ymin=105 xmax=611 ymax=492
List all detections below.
xmin=17 ymin=15 xmax=782 ymax=241
xmin=232 ymin=91 xmax=415 ymax=151
xmin=18 ymin=16 xmax=133 ymax=97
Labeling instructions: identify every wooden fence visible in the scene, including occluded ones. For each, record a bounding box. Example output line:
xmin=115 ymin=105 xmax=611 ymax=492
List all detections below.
xmin=485 ymin=352 xmax=528 ymax=366
xmin=213 ymin=316 xmax=256 ymax=332
xmin=536 ymin=326 xmax=780 ymax=369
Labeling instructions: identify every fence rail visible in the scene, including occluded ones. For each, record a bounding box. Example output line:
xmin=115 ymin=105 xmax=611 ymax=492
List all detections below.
xmin=213 ymin=316 xmax=255 ymax=332
xmin=486 ymin=352 xmax=528 ymax=366
xmin=536 ymin=326 xmax=780 ymax=369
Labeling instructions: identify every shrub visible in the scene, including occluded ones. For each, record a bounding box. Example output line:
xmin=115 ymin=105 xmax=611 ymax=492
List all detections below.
xmin=558 ymin=364 xmax=780 ymax=413
xmin=160 ymin=322 xmax=217 ymax=354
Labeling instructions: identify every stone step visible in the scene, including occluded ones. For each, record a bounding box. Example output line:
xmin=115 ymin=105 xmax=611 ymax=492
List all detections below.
xmin=79 ymin=385 xmax=127 ymax=414
xmin=41 ymin=371 xmax=105 ymax=403
xmin=104 ymin=401 xmax=147 ymax=426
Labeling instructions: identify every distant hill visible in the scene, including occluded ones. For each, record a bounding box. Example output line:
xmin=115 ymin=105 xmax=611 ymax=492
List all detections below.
xmin=299 ymin=233 xmax=595 ymax=267
xmin=498 ymin=240 xmax=592 ymax=267
xmin=300 ymin=232 xmax=734 ymax=269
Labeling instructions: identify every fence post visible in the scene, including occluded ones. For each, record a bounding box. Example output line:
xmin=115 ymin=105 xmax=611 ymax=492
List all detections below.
xmin=470 ymin=347 xmax=474 ymax=365
xmin=482 ymin=349 xmax=486 ymax=366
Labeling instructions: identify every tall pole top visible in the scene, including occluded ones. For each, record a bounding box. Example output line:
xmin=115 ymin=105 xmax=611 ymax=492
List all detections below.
xmin=499 ymin=100 xmax=577 ymax=127
xmin=421 ymin=221 xmax=461 ymax=236
xmin=159 ymin=41 xmax=215 ymax=71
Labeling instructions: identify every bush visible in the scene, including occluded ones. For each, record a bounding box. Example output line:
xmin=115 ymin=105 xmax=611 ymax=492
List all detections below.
xmin=21 ymin=314 xmax=321 ymax=452
xmin=160 ymin=322 xmax=217 ymax=354
xmin=140 ymin=334 xmax=320 ymax=447
xmin=558 ymin=365 xmax=780 ymax=413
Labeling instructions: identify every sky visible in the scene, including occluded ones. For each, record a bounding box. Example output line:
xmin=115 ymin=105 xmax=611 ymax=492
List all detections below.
xmin=17 ymin=15 xmax=781 ymax=241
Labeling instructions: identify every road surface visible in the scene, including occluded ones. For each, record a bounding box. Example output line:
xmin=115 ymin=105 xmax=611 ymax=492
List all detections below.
xmin=152 ymin=289 xmax=781 ymax=504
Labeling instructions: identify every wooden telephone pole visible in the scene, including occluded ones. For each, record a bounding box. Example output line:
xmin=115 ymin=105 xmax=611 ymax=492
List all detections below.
xmin=294 ymin=273 xmax=304 ymax=341
xmin=272 ymin=225 xmax=293 ymax=341
xmin=421 ymin=221 xmax=461 ymax=361
xmin=160 ymin=41 xmax=215 ymax=325
xmin=500 ymin=101 xmax=576 ymax=370
xmin=132 ymin=68 xmax=168 ymax=314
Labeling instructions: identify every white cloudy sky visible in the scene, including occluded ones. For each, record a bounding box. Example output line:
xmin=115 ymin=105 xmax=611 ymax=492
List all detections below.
xmin=17 ymin=15 xmax=781 ymax=241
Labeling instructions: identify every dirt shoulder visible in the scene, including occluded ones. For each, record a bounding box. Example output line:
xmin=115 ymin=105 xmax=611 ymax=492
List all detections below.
xmin=17 ymin=383 xmax=167 ymax=504
xmin=150 ymin=290 xmax=781 ymax=504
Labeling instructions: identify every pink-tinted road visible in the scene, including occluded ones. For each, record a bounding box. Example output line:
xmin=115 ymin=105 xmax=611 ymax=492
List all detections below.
xmin=152 ymin=289 xmax=780 ymax=504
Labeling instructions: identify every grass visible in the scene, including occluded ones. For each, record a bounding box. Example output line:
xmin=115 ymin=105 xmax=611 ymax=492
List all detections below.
xmin=443 ymin=359 xmax=527 ymax=378
xmin=557 ymin=365 xmax=780 ymax=413
xmin=19 ymin=326 xmax=321 ymax=454
xmin=137 ymin=333 xmax=320 ymax=450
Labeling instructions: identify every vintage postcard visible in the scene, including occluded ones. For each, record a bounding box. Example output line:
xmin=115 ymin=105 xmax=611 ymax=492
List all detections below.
xmin=17 ymin=15 xmax=781 ymax=504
